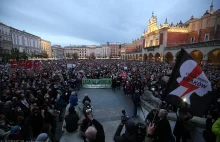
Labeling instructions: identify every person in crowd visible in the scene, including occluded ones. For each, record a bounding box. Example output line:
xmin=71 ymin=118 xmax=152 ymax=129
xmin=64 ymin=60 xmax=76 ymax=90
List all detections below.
xmin=112 ymin=74 xmax=117 ymax=91
xmin=63 ymin=106 xmax=79 ymax=133
xmin=113 ymin=119 xmax=138 ymax=142
xmin=153 ymin=109 xmax=173 ymax=142
xmin=35 ymin=133 xmax=51 ymax=142
xmin=212 ymin=116 xmax=220 ymax=142
xmin=56 ymin=90 xmax=68 ymax=122
xmin=124 ymin=81 xmax=131 ymax=97
xmin=80 ymin=114 xmax=92 ymax=141
xmin=203 ymin=109 xmax=218 ymax=142
xmin=173 ymin=108 xmax=193 ymax=142
xmin=114 ymin=119 xmax=156 ymax=142
xmin=83 ymin=94 xmax=91 ymax=105
xmin=30 ymin=107 xmax=44 ymax=139
xmin=85 ymin=113 xmax=105 ymax=142
xmin=42 ymin=105 xmax=56 ymax=140
xmin=116 ymin=76 xmax=121 ymax=90
xmin=132 ymin=90 xmax=141 ymax=118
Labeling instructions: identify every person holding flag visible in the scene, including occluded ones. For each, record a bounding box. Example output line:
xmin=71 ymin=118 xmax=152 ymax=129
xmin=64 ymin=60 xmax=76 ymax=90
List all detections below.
xmin=164 ymin=48 xmax=217 ymax=141
xmin=164 ymin=48 xmax=216 ymax=117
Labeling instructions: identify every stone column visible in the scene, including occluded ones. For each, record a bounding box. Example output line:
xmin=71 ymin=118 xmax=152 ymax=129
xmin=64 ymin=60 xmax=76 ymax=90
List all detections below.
xmin=173 ymin=57 xmax=176 ymax=64
xmin=203 ymin=55 xmax=208 ymax=65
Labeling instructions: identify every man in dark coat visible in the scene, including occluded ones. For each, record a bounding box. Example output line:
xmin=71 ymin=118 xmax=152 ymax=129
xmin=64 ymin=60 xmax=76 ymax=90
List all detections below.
xmin=154 ymin=109 xmax=173 ymax=142
xmin=64 ymin=106 xmax=79 ymax=133
xmin=132 ymin=91 xmax=140 ymax=118
xmin=114 ymin=120 xmax=142 ymax=142
xmin=85 ymin=113 xmax=105 ymax=142
xmin=30 ymin=108 xmax=43 ymax=139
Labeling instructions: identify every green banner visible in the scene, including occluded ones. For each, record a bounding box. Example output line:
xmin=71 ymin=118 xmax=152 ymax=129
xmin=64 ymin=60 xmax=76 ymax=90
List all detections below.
xmin=82 ymin=78 xmax=112 ymax=88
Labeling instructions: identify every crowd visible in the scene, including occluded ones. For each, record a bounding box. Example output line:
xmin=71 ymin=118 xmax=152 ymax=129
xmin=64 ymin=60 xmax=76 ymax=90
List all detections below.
xmin=0 ymin=59 xmax=219 ymax=142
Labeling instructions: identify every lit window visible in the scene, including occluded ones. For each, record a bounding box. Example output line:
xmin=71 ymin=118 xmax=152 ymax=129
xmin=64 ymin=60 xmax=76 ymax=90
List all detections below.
xmin=204 ymin=34 xmax=209 ymax=41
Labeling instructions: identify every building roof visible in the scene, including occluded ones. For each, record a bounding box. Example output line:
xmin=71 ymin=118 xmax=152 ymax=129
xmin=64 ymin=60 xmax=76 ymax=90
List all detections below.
xmin=214 ymin=9 xmax=220 ymax=14
xmin=0 ymin=22 xmax=10 ymax=28
xmin=41 ymin=39 xmax=51 ymax=43
xmin=10 ymin=27 xmax=40 ymax=38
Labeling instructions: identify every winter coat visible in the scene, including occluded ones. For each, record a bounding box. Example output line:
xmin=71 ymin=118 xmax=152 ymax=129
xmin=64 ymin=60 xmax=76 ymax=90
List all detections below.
xmin=64 ymin=112 xmax=79 ymax=133
xmin=113 ymin=124 xmax=152 ymax=142
xmin=212 ymin=118 xmax=220 ymax=142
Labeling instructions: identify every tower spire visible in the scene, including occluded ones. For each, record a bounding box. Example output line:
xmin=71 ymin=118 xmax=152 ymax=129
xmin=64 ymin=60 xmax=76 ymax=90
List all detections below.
xmin=165 ymin=18 xmax=168 ymax=24
xmin=163 ymin=18 xmax=168 ymax=27
xmin=210 ymin=0 xmax=214 ymax=14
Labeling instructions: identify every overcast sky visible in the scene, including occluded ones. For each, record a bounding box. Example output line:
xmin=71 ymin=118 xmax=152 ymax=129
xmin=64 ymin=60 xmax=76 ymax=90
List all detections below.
xmin=0 ymin=0 xmax=219 ymax=46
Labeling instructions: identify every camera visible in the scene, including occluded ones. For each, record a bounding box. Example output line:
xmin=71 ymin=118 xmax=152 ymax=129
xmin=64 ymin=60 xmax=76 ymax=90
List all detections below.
xmin=121 ymin=110 xmax=130 ymax=122
xmin=136 ymin=122 xmax=146 ymax=142
xmin=83 ymin=102 xmax=92 ymax=116
xmin=85 ymin=107 xmax=92 ymax=114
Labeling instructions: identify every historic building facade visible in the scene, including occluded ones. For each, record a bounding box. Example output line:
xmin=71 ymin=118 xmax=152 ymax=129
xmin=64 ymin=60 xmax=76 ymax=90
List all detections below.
xmin=0 ymin=23 xmax=12 ymax=54
xmin=107 ymin=42 xmax=121 ymax=59
xmin=10 ymin=27 xmax=41 ymax=55
xmin=41 ymin=39 xmax=51 ymax=57
xmin=95 ymin=45 xmax=111 ymax=59
xmin=51 ymin=45 xmax=64 ymax=59
xmin=64 ymin=45 xmax=111 ymax=59
xmin=121 ymin=3 xmax=220 ymax=64
xmin=64 ymin=45 xmax=97 ymax=59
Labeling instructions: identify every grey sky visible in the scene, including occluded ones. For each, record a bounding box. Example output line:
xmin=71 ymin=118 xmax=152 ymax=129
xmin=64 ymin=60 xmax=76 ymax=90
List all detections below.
xmin=0 ymin=0 xmax=219 ymax=46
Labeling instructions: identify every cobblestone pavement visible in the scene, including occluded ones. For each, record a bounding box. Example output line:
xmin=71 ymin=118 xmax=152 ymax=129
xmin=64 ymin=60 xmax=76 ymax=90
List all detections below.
xmin=56 ymin=88 xmax=205 ymax=142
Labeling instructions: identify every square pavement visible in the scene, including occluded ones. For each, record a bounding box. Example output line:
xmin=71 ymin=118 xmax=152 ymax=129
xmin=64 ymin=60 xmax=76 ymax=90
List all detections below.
xmin=56 ymin=88 xmax=205 ymax=142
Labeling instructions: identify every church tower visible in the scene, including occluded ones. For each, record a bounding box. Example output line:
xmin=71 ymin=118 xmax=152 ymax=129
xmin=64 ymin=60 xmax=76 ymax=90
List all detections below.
xmin=163 ymin=18 xmax=169 ymax=28
xmin=210 ymin=0 xmax=214 ymax=14
xmin=148 ymin=12 xmax=158 ymax=33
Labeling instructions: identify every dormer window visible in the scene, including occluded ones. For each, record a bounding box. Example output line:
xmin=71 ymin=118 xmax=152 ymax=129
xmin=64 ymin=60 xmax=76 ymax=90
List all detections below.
xmin=204 ymin=33 xmax=209 ymax=41
xmin=190 ymin=37 xmax=195 ymax=43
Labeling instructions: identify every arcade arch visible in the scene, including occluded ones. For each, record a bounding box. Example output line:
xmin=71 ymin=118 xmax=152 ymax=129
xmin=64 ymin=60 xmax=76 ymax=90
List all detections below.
xmin=139 ymin=54 xmax=142 ymax=61
xmin=155 ymin=53 xmax=161 ymax=61
xmin=165 ymin=52 xmax=174 ymax=63
xmin=208 ymin=49 xmax=220 ymax=64
xmin=143 ymin=54 xmax=147 ymax=61
xmin=149 ymin=53 xmax=154 ymax=61
xmin=190 ymin=50 xmax=203 ymax=64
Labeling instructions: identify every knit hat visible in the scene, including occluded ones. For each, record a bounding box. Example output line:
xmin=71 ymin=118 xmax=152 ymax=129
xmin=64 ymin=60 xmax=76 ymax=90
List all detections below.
xmin=71 ymin=91 xmax=77 ymax=96
xmin=69 ymin=95 xmax=78 ymax=106
xmin=36 ymin=133 xmax=49 ymax=141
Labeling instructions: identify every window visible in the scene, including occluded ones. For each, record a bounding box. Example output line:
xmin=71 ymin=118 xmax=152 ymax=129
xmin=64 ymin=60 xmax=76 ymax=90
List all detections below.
xmin=190 ymin=37 xmax=195 ymax=43
xmin=192 ymin=23 xmax=195 ymax=31
xmin=155 ymin=39 xmax=159 ymax=45
xmin=150 ymin=40 xmax=153 ymax=46
xmin=204 ymin=34 xmax=209 ymax=41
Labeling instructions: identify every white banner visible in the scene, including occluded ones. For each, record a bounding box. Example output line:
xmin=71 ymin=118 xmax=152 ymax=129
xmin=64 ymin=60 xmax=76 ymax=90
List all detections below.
xmin=83 ymin=84 xmax=111 ymax=88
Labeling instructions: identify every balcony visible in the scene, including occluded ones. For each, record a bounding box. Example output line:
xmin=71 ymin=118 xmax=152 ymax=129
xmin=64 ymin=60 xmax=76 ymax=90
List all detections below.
xmin=143 ymin=45 xmax=160 ymax=51
xmin=164 ymin=40 xmax=220 ymax=51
